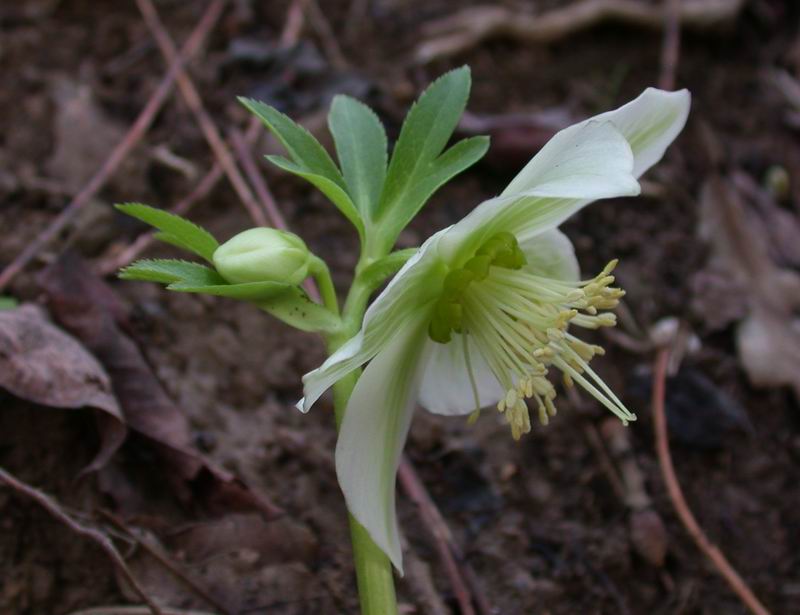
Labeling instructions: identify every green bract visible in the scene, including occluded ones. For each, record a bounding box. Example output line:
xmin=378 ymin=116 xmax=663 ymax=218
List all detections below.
xmin=297 ymin=87 xmax=692 ymax=573
xmin=213 ymin=227 xmax=311 ymax=286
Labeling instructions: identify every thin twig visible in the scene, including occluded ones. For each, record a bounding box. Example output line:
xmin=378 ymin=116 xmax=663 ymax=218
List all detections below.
xmin=98 ymin=510 xmax=234 ymax=615
xmin=414 ymin=0 xmax=744 ymax=64
xmin=651 ymin=348 xmax=772 ymax=615
xmin=98 ymin=0 xmax=311 ymax=276
xmin=229 ymin=128 xmax=289 ymax=234
xmin=135 ymin=0 xmax=269 ymax=227
xmin=0 ymin=0 xmax=227 ymax=292
xmin=659 ymin=0 xmax=682 ymax=90
xmin=304 ymin=0 xmax=349 ymax=70
xmin=67 ymin=609 xmax=217 ymax=615
xmin=279 ymin=0 xmax=310 ymax=47
xmin=0 ymin=467 xmax=164 ymax=615
xmin=398 ymin=459 xmax=490 ymax=615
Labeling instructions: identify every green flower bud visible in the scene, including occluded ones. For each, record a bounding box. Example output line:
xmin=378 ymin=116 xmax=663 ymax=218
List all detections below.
xmin=213 ymin=228 xmax=312 ymax=285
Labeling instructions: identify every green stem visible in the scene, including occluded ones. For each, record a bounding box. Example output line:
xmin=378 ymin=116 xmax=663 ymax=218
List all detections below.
xmin=325 ymin=262 xmax=398 ymax=615
xmin=309 ymin=255 xmax=340 ymax=315
xmin=332 ymin=370 xmax=398 ymax=615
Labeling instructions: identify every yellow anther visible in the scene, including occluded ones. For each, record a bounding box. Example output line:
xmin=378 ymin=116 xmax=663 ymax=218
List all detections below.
xmin=600 ymin=259 xmax=619 ymax=276
xmin=545 ymin=396 xmax=557 ymax=417
xmin=538 ymin=403 xmax=549 ymax=426
xmin=505 ymin=389 xmax=519 ymax=409
xmin=596 ymin=313 xmax=617 ymax=327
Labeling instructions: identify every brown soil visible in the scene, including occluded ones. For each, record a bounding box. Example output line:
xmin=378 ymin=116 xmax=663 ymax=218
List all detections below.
xmin=1 ymin=1 xmax=799 ymax=614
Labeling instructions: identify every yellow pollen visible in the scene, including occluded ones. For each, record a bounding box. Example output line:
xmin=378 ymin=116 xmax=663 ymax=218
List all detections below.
xmin=458 ymin=258 xmax=634 ymax=438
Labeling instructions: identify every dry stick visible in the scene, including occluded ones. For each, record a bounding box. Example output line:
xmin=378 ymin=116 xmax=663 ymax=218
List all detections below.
xmin=98 ymin=510 xmax=234 ymax=615
xmin=651 ymin=348 xmax=772 ymax=615
xmin=97 ymin=117 xmax=262 ymax=276
xmin=67 ymin=609 xmax=216 ymax=615
xmin=0 ymin=467 xmax=164 ymax=615
xmin=414 ymin=0 xmax=744 ymax=64
xmin=228 ymin=128 xmax=289 ymax=235
xmin=135 ymin=0 xmax=269 ymax=228
xmin=305 ymin=0 xmax=349 ymax=70
xmin=280 ymin=0 xmax=310 ymax=47
xmin=99 ymin=0 xmax=310 ymax=276
xmin=397 ymin=460 xmax=483 ymax=615
xmin=659 ymin=0 xmax=682 ymax=90
xmin=0 ymin=0 xmax=227 ymax=293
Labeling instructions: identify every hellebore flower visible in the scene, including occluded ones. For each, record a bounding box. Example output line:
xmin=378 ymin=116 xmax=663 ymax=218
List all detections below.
xmin=299 ymin=88 xmax=690 ymax=572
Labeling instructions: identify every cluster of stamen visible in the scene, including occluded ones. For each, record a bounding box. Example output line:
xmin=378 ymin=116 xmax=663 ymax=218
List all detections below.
xmin=428 ymin=232 xmax=635 ymax=440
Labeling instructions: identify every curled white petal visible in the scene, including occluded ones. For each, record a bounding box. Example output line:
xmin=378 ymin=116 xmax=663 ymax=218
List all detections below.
xmin=502 ymin=120 xmax=638 ymax=199
xmin=589 ymin=87 xmax=691 ymax=178
xmin=438 ymin=121 xmax=639 ymax=264
xmin=334 ymin=316 xmax=431 ymax=574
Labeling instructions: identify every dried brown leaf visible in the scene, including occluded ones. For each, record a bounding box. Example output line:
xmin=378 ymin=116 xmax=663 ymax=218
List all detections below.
xmin=39 ymin=254 xmax=282 ymax=517
xmin=694 ymin=174 xmax=800 ymax=400
xmin=0 ymin=304 xmax=126 ymax=472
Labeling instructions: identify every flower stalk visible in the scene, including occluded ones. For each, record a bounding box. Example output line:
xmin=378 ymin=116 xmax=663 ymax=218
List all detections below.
xmin=329 ymin=265 xmax=400 ymax=615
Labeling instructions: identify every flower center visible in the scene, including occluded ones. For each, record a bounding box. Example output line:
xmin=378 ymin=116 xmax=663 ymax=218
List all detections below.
xmin=428 ymin=232 xmax=636 ymax=439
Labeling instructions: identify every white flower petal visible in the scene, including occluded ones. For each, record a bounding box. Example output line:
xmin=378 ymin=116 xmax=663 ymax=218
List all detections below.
xmin=418 ymin=333 xmax=504 ymax=416
xmin=438 ymin=88 xmax=690 ymax=264
xmin=437 ymin=122 xmax=638 ymax=264
xmin=589 ymin=87 xmax=691 ymax=178
xmin=502 ymin=120 xmax=637 ymax=199
xmin=518 ymin=228 xmax=580 ymax=282
xmin=299 ymin=230 xmax=446 ymax=413
xmin=334 ymin=316 xmax=431 ymax=574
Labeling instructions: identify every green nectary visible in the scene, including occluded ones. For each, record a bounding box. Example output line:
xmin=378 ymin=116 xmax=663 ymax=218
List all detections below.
xmin=428 ymin=231 xmax=527 ymax=343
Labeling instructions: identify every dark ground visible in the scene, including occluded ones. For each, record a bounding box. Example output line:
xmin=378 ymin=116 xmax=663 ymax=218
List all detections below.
xmin=1 ymin=1 xmax=799 ymax=614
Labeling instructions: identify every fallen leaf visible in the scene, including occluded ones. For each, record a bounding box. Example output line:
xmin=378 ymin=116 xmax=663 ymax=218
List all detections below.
xmin=165 ymin=514 xmax=318 ymax=566
xmin=694 ymin=171 xmax=800 ymax=401
xmin=0 ymin=304 xmax=126 ymax=472
xmin=46 ymin=77 xmax=143 ymax=195
xmin=39 ymin=254 xmax=282 ymax=518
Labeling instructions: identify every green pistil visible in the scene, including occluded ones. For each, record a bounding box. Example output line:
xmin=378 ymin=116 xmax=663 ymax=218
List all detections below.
xmin=428 ymin=232 xmax=527 ymax=343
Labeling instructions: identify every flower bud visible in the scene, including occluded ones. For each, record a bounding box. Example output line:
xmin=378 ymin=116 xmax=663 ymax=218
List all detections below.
xmin=213 ymin=228 xmax=311 ymax=285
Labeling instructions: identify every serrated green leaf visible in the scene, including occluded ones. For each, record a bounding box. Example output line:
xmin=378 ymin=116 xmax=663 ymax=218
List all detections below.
xmin=377 ymin=67 xmax=471 ymax=222
xmin=116 ymin=203 xmax=219 ymax=262
xmin=267 ymin=155 xmax=365 ymax=239
xmin=240 ymin=97 xmax=365 ymax=235
xmin=255 ymin=286 xmax=342 ymax=333
xmin=239 ymin=97 xmax=345 ymax=188
xmin=119 ymin=259 xmax=224 ymax=285
xmin=378 ymin=136 xmax=489 ymax=251
xmin=328 ymin=95 xmax=388 ymax=218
